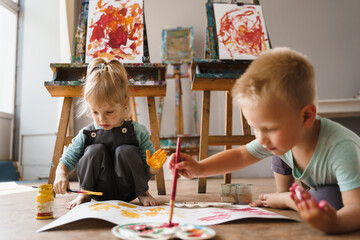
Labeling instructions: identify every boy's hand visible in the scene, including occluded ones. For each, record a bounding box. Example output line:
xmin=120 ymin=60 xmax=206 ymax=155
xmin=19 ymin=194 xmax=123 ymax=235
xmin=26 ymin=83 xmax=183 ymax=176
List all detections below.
xmin=289 ymin=183 xmax=337 ymax=232
xmin=168 ymin=152 xmax=200 ymax=179
xmin=146 ymin=149 xmax=167 ymax=170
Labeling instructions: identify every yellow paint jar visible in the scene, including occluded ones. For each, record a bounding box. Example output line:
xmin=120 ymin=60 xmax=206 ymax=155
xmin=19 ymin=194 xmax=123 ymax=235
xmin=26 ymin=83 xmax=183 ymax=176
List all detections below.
xmin=36 ymin=184 xmax=54 ymax=220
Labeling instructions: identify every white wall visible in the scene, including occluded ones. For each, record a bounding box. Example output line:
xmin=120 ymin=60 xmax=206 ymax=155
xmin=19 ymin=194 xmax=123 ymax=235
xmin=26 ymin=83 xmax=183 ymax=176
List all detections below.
xmin=18 ymin=0 xmax=360 ymax=180
xmin=17 ymin=0 xmax=61 ymax=179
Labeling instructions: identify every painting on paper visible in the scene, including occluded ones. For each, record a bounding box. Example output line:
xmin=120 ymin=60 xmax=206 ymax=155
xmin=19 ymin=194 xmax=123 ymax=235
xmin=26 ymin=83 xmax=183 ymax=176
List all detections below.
xmin=213 ymin=4 xmax=270 ymax=60
xmin=38 ymin=200 xmax=289 ymax=232
xmin=161 ymin=27 xmax=194 ymax=64
xmin=85 ymin=0 xmax=144 ymax=63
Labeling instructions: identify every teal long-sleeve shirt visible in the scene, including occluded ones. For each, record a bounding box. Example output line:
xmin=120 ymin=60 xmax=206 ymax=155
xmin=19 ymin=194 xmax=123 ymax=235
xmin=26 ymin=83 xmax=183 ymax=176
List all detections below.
xmin=59 ymin=121 xmax=155 ymax=172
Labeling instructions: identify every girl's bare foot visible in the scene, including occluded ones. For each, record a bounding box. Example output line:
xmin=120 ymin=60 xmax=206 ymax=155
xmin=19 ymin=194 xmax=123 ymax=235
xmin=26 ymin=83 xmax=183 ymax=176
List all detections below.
xmin=66 ymin=193 xmax=91 ymax=209
xmin=138 ymin=191 xmax=159 ymax=206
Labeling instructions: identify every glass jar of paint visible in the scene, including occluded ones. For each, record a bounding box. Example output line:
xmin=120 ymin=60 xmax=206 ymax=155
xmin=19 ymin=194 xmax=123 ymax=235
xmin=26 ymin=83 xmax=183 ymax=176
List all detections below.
xmin=36 ymin=184 xmax=54 ymax=220
xmin=220 ymin=183 xmax=252 ymax=204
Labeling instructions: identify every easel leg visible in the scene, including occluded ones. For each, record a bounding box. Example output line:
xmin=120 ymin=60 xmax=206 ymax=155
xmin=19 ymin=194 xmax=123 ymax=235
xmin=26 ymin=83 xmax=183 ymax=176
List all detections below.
xmin=147 ymin=96 xmax=166 ymax=195
xmin=157 ymin=96 xmax=164 ymax=130
xmin=198 ymin=91 xmax=210 ymax=193
xmin=240 ymin=109 xmax=252 ymax=135
xmin=224 ymin=91 xmax=232 ymax=184
xmin=174 ymin=64 xmax=184 ymax=135
xmin=48 ymin=97 xmax=73 ymax=184
xmin=129 ymin=97 xmax=137 ymax=122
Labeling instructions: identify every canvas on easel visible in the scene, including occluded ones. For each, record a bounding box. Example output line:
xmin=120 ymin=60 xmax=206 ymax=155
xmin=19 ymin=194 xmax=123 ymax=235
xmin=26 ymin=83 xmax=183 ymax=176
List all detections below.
xmin=161 ymin=27 xmax=194 ymax=64
xmin=213 ymin=3 xmax=270 ymax=60
xmin=85 ymin=0 xmax=144 ymax=63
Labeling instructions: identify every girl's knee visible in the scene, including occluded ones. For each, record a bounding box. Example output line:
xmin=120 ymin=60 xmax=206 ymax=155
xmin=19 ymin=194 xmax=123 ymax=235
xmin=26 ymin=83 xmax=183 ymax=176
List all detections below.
xmin=115 ymin=145 xmax=141 ymax=159
xmin=81 ymin=144 xmax=108 ymax=164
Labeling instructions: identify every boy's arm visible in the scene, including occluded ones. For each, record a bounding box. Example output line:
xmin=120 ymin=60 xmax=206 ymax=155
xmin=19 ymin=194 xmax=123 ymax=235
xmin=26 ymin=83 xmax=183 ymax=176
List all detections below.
xmin=198 ymin=146 xmax=260 ymax=177
xmin=330 ymin=187 xmax=360 ymax=233
xmin=173 ymin=146 xmax=260 ymax=178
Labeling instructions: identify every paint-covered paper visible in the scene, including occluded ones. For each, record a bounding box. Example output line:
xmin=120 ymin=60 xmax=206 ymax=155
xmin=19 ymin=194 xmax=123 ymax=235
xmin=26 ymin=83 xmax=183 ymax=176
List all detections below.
xmin=85 ymin=0 xmax=144 ymax=63
xmin=214 ymin=4 xmax=270 ymax=60
xmin=38 ymin=200 xmax=289 ymax=232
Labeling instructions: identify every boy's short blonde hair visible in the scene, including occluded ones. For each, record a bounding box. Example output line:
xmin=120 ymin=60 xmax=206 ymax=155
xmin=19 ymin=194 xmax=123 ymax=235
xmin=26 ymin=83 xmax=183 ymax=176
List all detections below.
xmin=78 ymin=58 xmax=131 ymax=118
xmin=232 ymin=47 xmax=316 ymax=110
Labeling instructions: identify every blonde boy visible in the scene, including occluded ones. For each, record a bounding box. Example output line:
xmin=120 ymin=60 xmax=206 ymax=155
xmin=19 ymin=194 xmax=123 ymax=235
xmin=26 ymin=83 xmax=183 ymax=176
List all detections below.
xmin=168 ymin=47 xmax=360 ymax=233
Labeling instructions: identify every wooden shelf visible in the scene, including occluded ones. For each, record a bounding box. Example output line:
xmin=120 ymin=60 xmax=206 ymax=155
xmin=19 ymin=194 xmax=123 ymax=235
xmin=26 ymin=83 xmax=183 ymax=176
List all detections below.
xmin=190 ymin=58 xmax=251 ymax=91
xmin=44 ymin=84 xmax=167 ymax=98
xmin=318 ymin=98 xmax=360 ymax=118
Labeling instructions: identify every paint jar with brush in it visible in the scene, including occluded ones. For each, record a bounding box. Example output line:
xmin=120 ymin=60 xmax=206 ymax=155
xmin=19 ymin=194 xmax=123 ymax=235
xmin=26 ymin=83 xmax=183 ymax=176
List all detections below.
xmin=36 ymin=184 xmax=54 ymax=219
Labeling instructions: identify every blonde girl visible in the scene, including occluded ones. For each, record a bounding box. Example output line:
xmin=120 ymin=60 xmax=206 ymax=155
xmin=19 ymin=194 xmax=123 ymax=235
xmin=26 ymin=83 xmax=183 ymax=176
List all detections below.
xmin=54 ymin=58 xmax=160 ymax=208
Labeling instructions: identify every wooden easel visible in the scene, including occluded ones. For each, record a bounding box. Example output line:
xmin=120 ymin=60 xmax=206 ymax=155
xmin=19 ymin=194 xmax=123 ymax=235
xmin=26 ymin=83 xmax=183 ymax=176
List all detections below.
xmin=157 ymin=27 xmax=200 ymax=155
xmin=45 ymin=63 xmax=167 ymax=195
xmin=190 ymin=0 xmax=264 ymax=193
xmin=157 ymin=64 xmax=200 ymax=156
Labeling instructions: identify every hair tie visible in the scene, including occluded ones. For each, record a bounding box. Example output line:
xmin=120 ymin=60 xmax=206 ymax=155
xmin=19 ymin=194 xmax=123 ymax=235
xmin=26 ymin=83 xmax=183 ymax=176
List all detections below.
xmin=95 ymin=63 xmax=108 ymax=72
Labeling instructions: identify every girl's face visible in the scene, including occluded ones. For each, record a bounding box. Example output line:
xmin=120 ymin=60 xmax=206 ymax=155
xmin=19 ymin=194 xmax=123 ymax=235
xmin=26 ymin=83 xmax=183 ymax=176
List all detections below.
xmin=241 ymin=99 xmax=304 ymax=156
xmin=88 ymin=100 xmax=125 ymax=130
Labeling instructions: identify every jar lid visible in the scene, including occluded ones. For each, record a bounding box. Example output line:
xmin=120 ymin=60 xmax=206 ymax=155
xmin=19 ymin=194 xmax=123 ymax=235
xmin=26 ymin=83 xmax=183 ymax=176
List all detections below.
xmin=38 ymin=184 xmax=53 ymax=190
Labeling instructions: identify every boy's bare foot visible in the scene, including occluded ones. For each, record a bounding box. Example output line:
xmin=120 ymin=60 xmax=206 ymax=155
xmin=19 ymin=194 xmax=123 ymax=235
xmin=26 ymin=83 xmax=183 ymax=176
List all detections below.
xmin=250 ymin=192 xmax=292 ymax=209
xmin=66 ymin=193 xmax=91 ymax=209
xmin=138 ymin=191 xmax=159 ymax=206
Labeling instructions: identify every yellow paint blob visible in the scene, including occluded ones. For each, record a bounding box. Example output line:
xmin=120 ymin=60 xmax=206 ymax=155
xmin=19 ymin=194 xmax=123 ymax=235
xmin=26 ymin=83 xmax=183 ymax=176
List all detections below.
xmin=89 ymin=203 xmax=120 ymax=211
xmin=118 ymin=202 xmax=137 ymax=208
xmin=121 ymin=209 xmax=141 ymax=218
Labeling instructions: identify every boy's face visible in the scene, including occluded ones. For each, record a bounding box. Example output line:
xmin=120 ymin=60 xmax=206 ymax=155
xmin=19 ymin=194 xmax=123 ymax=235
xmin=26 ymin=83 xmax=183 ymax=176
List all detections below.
xmin=88 ymin=100 xmax=125 ymax=130
xmin=242 ymin=99 xmax=304 ymax=156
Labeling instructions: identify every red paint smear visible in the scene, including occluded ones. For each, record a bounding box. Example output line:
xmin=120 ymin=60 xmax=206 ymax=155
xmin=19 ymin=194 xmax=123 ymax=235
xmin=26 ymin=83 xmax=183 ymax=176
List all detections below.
xmin=198 ymin=213 xmax=231 ymax=221
xmin=198 ymin=208 xmax=277 ymax=222
xmin=125 ymin=223 xmax=179 ymax=233
xmin=108 ymin=25 xmax=128 ymax=49
xmin=223 ymin=207 xmax=278 ymax=216
xmin=88 ymin=0 xmax=143 ymax=60
xmin=218 ymin=6 xmax=268 ymax=59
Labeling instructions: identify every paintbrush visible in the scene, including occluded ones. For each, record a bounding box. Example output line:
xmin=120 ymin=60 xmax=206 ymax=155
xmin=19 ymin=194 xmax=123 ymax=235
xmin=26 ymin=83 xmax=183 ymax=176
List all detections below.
xmin=32 ymin=186 xmax=103 ymax=196
xmin=168 ymin=137 xmax=181 ymax=226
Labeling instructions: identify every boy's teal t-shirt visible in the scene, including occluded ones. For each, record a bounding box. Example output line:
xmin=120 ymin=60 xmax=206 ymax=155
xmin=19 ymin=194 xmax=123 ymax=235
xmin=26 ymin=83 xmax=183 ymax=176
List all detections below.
xmin=246 ymin=116 xmax=360 ymax=192
xmin=59 ymin=121 xmax=155 ymax=172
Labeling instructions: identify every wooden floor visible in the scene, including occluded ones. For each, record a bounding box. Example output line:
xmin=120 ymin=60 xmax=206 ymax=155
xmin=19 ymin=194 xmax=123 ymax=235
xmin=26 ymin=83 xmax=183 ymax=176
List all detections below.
xmin=1 ymin=178 xmax=360 ymax=240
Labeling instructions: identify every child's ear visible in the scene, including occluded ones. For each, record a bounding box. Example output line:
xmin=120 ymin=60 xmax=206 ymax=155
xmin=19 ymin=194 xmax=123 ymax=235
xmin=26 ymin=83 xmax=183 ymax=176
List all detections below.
xmin=301 ymin=104 xmax=317 ymax=128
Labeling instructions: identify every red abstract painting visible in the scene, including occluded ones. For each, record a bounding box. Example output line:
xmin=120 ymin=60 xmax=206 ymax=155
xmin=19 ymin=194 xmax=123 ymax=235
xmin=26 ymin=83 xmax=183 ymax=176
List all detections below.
xmin=214 ymin=4 xmax=270 ymax=60
xmin=86 ymin=0 xmax=144 ymax=63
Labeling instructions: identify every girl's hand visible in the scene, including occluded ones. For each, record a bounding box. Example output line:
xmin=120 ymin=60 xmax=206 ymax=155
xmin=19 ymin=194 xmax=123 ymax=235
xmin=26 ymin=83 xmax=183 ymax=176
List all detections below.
xmin=168 ymin=152 xmax=200 ymax=179
xmin=289 ymin=183 xmax=337 ymax=232
xmin=53 ymin=173 xmax=69 ymax=195
xmin=146 ymin=149 xmax=167 ymax=170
